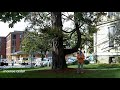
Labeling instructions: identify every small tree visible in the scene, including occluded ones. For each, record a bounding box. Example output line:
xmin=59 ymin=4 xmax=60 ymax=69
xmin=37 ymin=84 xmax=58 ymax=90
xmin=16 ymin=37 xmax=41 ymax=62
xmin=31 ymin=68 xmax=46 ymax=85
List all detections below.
xmin=21 ymin=30 xmax=52 ymax=67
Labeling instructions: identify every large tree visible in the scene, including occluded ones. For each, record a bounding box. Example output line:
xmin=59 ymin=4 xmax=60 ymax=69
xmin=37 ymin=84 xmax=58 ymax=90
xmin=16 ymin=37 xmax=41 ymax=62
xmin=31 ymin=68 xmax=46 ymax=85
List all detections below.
xmin=0 ymin=12 xmax=105 ymax=70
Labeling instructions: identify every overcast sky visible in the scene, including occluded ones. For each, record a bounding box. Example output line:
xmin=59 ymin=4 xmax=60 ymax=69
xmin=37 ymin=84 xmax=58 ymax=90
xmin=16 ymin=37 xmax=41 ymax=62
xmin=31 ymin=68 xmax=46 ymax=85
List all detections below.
xmin=0 ymin=19 xmax=29 ymax=37
xmin=0 ymin=13 xmax=74 ymax=37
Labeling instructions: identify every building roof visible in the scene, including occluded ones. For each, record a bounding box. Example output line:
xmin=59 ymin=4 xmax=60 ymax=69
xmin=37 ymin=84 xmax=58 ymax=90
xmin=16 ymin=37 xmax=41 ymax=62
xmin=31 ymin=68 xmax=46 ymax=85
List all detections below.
xmin=6 ymin=31 xmax=24 ymax=38
xmin=11 ymin=51 xmax=26 ymax=55
xmin=97 ymin=19 xmax=120 ymax=27
xmin=0 ymin=36 xmax=6 ymax=38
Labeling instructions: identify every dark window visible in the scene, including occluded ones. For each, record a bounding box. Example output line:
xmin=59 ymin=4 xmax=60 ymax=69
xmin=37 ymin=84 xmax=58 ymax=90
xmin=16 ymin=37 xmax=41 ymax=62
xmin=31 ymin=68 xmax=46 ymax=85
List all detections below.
xmin=108 ymin=26 xmax=116 ymax=47
xmin=12 ymin=47 xmax=16 ymax=53
xmin=12 ymin=40 xmax=16 ymax=46
xmin=0 ymin=46 xmax=1 ymax=51
xmin=0 ymin=38 xmax=1 ymax=42
xmin=12 ymin=34 xmax=16 ymax=39
xmin=0 ymin=38 xmax=1 ymax=46
xmin=109 ymin=57 xmax=115 ymax=64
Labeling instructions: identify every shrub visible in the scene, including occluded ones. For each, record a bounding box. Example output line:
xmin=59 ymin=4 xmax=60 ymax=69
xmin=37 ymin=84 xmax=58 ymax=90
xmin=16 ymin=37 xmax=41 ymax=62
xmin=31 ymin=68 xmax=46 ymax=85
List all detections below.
xmin=116 ymin=57 xmax=120 ymax=63
xmin=84 ymin=60 xmax=90 ymax=65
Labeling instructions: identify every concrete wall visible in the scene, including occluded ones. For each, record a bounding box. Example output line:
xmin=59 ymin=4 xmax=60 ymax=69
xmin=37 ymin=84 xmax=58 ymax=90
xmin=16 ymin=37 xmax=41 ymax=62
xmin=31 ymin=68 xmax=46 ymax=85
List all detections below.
xmin=97 ymin=55 xmax=109 ymax=63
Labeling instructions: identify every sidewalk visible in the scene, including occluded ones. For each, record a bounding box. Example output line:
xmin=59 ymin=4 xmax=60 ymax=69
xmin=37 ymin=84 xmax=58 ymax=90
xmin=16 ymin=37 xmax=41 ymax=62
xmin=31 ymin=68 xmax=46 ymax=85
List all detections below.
xmin=0 ymin=64 xmax=31 ymax=69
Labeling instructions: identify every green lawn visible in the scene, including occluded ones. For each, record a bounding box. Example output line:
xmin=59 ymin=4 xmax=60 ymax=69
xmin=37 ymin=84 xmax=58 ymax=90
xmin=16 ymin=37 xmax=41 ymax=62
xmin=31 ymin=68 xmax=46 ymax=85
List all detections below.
xmin=68 ymin=63 xmax=120 ymax=69
xmin=0 ymin=68 xmax=120 ymax=78
xmin=1 ymin=64 xmax=120 ymax=78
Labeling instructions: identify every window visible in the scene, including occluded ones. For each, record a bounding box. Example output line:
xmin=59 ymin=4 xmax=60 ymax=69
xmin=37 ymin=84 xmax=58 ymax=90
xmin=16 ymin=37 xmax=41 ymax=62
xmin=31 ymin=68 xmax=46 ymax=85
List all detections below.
xmin=0 ymin=45 xmax=1 ymax=51
xmin=108 ymin=12 xmax=116 ymax=18
xmin=0 ymin=39 xmax=1 ymax=48
xmin=12 ymin=40 xmax=16 ymax=46
xmin=20 ymin=34 xmax=22 ymax=38
xmin=12 ymin=34 xmax=16 ymax=39
xmin=108 ymin=26 xmax=116 ymax=47
xmin=0 ymin=38 xmax=1 ymax=42
xmin=12 ymin=47 xmax=16 ymax=53
xmin=109 ymin=57 xmax=115 ymax=64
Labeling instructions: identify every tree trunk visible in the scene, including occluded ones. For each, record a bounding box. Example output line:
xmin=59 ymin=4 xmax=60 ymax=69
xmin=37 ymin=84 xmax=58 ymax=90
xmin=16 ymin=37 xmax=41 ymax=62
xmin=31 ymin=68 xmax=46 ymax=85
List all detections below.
xmin=51 ymin=12 xmax=81 ymax=70
xmin=51 ymin=12 xmax=67 ymax=70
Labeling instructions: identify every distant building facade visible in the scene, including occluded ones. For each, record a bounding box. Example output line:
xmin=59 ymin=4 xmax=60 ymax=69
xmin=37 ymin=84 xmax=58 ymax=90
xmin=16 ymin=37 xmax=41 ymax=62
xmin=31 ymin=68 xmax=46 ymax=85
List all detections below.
xmin=0 ymin=37 xmax=6 ymax=59
xmin=6 ymin=31 xmax=24 ymax=61
xmin=94 ymin=12 xmax=120 ymax=64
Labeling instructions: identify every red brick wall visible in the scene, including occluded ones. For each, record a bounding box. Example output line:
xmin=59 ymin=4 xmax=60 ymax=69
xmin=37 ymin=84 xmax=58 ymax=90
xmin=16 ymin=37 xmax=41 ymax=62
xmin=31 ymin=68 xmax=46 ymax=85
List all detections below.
xmin=0 ymin=37 xmax=6 ymax=58
xmin=6 ymin=34 xmax=11 ymax=56
xmin=16 ymin=33 xmax=21 ymax=51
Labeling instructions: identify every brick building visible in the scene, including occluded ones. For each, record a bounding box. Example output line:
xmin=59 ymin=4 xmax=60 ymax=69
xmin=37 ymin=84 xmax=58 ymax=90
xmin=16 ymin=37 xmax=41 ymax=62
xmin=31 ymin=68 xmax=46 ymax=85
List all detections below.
xmin=6 ymin=31 xmax=24 ymax=61
xmin=0 ymin=37 xmax=6 ymax=59
xmin=1 ymin=30 xmax=41 ymax=63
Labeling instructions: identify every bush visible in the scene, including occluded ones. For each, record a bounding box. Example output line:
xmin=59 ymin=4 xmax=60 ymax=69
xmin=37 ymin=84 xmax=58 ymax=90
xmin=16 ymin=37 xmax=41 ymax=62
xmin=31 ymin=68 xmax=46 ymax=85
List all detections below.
xmin=84 ymin=60 xmax=90 ymax=65
xmin=116 ymin=57 xmax=120 ymax=63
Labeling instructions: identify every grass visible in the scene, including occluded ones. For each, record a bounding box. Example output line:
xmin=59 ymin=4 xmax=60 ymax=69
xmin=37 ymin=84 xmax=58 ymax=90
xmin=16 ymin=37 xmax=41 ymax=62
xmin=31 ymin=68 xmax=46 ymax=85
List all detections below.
xmin=1 ymin=63 xmax=120 ymax=78
xmin=68 ymin=63 xmax=120 ymax=69
xmin=1 ymin=68 xmax=120 ymax=78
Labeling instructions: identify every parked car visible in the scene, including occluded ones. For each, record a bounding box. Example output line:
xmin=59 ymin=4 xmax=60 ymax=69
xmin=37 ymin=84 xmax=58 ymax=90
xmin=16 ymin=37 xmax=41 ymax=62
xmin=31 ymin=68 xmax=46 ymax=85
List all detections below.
xmin=0 ymin=59 xmax=8 ymax=66
xmin=34 ymin=58 xmax=43 ymax=67
xmin=35 ymin=57 xmax=52 ymax=67
xmin=85 ymin=55 xmax=95 ymax=64
xmin=18 ymin=58 xmax=29 ymax=65
xmin=66 ymin=57 xmax=77 ymax=64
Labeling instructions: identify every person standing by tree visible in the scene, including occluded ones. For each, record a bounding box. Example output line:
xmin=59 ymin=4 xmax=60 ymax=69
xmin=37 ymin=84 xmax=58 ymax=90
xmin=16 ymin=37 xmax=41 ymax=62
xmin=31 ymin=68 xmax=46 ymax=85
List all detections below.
xmin=76 ymin=50 xmax=85 ymax=73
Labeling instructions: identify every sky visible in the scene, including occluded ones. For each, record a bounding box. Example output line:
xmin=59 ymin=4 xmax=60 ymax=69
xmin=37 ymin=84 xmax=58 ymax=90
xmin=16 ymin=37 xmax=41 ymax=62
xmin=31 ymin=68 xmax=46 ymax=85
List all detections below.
xmin=0 ymin=19 xmax=29 ymax=37
xmin=0 ymin=13 xmax=74 ymax=37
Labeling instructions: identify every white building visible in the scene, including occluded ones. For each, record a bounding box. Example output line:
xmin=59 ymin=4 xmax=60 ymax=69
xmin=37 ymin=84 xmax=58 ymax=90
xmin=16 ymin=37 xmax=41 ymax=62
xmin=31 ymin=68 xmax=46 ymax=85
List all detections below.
xmin=94 ymin=12 xmax=120 ymax=64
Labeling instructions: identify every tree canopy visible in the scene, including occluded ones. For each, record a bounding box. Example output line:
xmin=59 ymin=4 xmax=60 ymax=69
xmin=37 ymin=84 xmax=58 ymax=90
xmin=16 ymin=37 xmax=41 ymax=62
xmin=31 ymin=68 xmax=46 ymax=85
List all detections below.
xmin=21 ymin=30 xmax=52 ymax=54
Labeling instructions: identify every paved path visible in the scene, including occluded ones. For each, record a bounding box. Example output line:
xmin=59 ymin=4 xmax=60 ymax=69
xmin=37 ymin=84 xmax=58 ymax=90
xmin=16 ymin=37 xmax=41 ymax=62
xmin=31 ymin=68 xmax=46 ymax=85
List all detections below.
xmin=1 ymin=64 xmax=120 ymax=71
xmin=0 ymin=64 xmax=31 ymax=69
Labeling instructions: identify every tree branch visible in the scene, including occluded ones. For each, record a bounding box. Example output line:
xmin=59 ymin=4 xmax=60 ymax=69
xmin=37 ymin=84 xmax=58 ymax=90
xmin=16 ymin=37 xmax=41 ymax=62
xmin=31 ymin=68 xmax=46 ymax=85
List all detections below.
xmin=64 ymin=22 xmax=81 ymax=55
xmin=69 ymin=23 xmax=84 ymax=38
xmin=69 ymin=29 xmax=76 ymax=38
xmin=62 ymin=28 xmax=76 ymax=33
